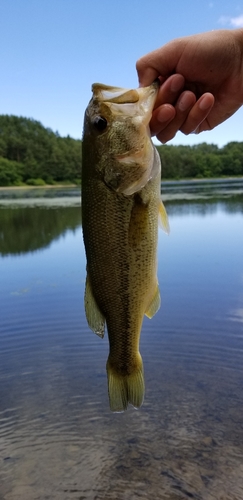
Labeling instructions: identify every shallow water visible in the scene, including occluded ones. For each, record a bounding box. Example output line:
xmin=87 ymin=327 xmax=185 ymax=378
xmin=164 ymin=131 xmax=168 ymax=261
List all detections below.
xmin=0 ymin=181 xmax=243 ymax=500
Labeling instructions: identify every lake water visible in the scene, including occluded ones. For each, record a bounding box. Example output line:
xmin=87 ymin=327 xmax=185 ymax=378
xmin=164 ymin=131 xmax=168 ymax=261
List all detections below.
xmin=0 ymin=180 xmax=243 ymax=500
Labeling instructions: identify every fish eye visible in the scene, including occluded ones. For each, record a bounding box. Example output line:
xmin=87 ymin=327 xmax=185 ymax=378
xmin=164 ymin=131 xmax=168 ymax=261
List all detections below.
xmin=93 ymin=116 xmax=107 ymax=132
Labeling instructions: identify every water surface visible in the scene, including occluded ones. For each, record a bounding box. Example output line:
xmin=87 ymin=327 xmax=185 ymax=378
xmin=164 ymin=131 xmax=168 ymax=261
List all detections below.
xmin=0 ymin=181 xmax=243 ymax=500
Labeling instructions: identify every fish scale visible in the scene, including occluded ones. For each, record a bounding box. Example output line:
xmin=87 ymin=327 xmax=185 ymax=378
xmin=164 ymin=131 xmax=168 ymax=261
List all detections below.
xmin=82 ymin=82 xmax=169 ymax=411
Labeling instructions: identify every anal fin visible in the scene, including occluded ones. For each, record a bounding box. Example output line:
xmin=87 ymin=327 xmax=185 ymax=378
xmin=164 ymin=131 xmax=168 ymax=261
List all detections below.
xmin=85 ymin=272 xmax=105 ymax=338
xmin=145 ymin=284 xmax=161 ymax=319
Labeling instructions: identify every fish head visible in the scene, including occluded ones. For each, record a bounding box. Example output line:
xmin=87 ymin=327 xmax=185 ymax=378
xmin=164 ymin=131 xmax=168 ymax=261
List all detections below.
xmin=82 ymin=81 xmax=160 ymax=195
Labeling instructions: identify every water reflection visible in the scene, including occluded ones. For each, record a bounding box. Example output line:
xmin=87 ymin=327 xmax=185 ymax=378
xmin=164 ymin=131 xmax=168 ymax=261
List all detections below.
xmin=166 ymin=195 xmax=243 ymax=217
xmin=0 ymin=184 xmax=242 ymax=257
xmin=1 ymin=198 xmax=242 ymax=257
xmin=0 ymin=182 xmax=243 ymax=499
xmin=0 ymin=206 xmax=81 ymax=255
xmin=162 ymin=177 xmax=243 ymax=201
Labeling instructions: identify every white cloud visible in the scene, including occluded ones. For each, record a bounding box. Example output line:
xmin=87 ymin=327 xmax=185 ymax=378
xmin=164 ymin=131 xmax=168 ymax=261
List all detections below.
xmin=230 ymin=14 xmax=243 ymax=27
xmin=218 ymin=13 xmax=243 ymax=27
xmin=218 ymin=15 xmax=230 ymax=25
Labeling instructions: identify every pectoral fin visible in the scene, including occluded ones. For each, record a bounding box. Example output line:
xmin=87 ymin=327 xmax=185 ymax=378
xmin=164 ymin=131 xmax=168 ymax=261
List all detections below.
xmin=84 ymin=272 xmax=105 ymax=338
xmin=158 ymin=200 xmax=170 ymax=234
xmin=145 ymin=284 xmax=161 ymax=319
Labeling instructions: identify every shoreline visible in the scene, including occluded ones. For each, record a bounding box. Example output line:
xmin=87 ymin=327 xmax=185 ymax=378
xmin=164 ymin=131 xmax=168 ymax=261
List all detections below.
xmin=0 ymin=177 xmax=242 ymax=191
xmin=0 ymin=184 xmax=78 ymax=191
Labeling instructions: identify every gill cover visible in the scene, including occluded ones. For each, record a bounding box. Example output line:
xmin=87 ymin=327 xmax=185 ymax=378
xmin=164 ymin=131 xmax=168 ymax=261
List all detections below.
xmin=91 ymin=82 xmax=160 ymax=196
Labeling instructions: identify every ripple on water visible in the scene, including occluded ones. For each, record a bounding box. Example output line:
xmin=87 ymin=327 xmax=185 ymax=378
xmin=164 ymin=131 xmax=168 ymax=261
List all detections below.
xmin=1 ymin=187 xmax=243 ymax=499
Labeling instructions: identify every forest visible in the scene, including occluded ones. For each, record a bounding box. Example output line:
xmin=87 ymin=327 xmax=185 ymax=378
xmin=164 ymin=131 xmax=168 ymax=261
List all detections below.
xmin=157 ymin=141 xmax=243 ymax=179
xmin=0 ymin=114 xmax=243 ymax=186
xmin=0 ymin=115 xmax=81 ymax=186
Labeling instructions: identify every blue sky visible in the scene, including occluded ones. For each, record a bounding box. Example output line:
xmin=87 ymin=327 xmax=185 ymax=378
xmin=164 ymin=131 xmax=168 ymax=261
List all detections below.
xmin=1 ymin=0 xmax=243 ymax=147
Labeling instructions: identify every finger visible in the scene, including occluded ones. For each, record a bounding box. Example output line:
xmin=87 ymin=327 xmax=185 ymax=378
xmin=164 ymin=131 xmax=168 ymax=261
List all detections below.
xmin=153 ymin=74 xmax=185 ymax=109
xmin=136 ymin=61 xmax=160 ymax=87
xmin=156 ymin=91 xmax=196 ymax=143
xmin=150 ymin=104 xmax=176 ymax=136
xmin=150 ymin=74 xmax=185 ymax=135
xmin=136 ymin=39 xmax=188 ymax=86
xmin=180 ymin=93 xmax=215 ymax=134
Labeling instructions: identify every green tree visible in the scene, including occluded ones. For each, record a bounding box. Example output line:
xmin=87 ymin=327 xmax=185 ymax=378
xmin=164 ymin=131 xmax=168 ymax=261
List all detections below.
xmin=0 ymin=115 xmax=81 ymax=185
xmin=0 ymin=114 xmax=242 ymax=185
xmin=0 ymin=157 xmax=24 ymax=186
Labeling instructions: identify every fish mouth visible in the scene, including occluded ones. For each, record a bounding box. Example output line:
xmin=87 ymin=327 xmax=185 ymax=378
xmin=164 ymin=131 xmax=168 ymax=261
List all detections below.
xmin=91 ymin=81 xmax=159 ymax=125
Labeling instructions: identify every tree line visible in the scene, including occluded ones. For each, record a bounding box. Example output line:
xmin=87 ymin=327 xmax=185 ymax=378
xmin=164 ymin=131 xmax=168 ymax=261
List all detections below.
xmin=0 ymin=114 xmax=242 ymax=186
xmin=157 ymin=142 xmax=243 ymax=179
xmin=0 ymin=115 xmax=81 ymax=186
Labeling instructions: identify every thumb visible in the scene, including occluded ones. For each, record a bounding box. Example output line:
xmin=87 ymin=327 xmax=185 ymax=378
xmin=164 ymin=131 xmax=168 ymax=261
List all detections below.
xmin=136 ymin=39 xmax=186 ymax=87
xmin=136 ymin=65 xmax=160 ymax=87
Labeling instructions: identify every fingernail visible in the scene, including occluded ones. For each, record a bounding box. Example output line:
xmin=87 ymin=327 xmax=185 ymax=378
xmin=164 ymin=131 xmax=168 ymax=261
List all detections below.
xmin=178 ymin=94 xmax=193 ymax=112
xmin=199 ymin=95 xmax=213 ymax=110
xmin=137 ymin=68 xmax=158 ymax=88
xmin=157 ymin=106 xmax=174 ymax=123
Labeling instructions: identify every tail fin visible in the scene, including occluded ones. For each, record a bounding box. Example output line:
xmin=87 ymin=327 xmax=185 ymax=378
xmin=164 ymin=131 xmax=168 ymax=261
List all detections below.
xmin=106 ymin=355 xmax=145 ymax=412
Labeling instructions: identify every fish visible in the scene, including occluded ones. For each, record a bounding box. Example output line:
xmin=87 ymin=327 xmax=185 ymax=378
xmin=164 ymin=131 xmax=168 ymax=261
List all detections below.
xmin=81 ymin=81 xmax=169 ymax=412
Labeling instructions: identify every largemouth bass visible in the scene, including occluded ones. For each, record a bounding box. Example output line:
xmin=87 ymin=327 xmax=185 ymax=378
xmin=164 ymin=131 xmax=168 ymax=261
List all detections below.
xmin=82 ymin=81 xmax=169 ymax=412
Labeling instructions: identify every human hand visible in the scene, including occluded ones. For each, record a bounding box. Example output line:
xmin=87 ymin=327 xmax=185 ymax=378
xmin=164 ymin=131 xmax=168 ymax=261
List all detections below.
xmin=136 ymin=29 xmax=243 ymax=143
